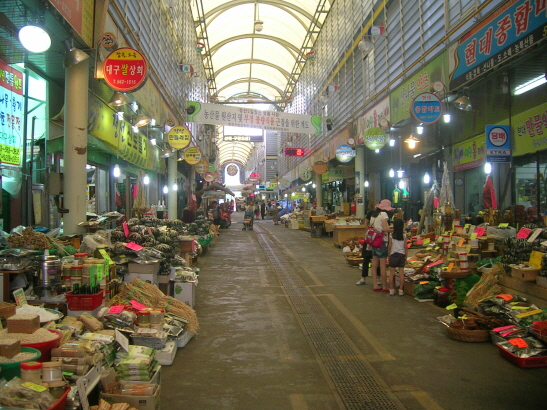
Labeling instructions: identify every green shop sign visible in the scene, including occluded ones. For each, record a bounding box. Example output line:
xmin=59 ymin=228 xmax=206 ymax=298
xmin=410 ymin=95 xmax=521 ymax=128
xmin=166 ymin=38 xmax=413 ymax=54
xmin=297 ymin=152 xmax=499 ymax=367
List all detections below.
xmin=363 ymin=127 xmax=387 ymax=150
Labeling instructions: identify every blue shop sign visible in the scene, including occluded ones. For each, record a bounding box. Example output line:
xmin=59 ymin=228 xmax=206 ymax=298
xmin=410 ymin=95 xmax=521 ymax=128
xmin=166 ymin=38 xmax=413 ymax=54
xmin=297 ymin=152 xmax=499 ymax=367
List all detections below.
xmin=411 ymin=93 xmax=442 ymax=125
xmin=486 ymin=124 xmax=511 ymax=163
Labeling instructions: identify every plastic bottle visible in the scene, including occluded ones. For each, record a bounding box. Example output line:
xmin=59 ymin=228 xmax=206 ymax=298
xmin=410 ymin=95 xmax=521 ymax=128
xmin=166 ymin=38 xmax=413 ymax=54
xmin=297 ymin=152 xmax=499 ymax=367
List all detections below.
xmin=20 ymin=361 xmax=43 ymax=384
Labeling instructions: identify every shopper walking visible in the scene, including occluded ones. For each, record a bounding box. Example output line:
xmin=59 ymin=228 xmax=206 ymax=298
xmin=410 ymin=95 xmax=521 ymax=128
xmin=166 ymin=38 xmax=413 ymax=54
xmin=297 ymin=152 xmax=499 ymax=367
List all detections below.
xmin=369 ymin=199 xmax=394 ymax=292
xmin=272 ymin=203 xmax=281 ymax=225
xmin=388 ymin=218 xmax=407 ymax=296
xmin=260 ymin=201 xmax=266 ymax=219
xmin=356 ymin=209 xmax=375 ymax=285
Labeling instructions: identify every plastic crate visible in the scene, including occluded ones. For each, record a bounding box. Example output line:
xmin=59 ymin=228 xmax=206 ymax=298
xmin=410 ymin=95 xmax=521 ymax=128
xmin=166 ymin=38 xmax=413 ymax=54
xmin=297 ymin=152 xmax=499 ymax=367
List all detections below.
xmin=497 ymin=344 xmax=547 ymax=368
xmin=65 ymin=290 xmax=104 ymax=311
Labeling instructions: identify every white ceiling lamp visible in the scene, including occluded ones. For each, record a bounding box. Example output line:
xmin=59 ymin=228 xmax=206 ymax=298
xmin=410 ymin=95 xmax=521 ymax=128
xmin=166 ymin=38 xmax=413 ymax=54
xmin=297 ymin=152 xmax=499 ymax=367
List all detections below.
xmin=416 ymin=125 xmax=424 ymax=134
xmin=389 ymin=138 xmax=395 ymax=147
xmin=484 ymin=162 xmax=492 ymax=174
xmin=19 ymin=24 xmax=51 ymax=53
xmin=134 ymin=113 xmax=151 ymax=127
xmin=113 ymin=164 xmax=121 ymax=178
xmin=423 ymin=172 xmax=431 ymax=184
xmin=398 ymin=179 xmax=405 ymax=189
xmin=358 ymin=38 xmax=372 ymax=54
xmin=454 ymin=95 xmax=472 ymax=112
xmin=364 ymin=179 xmax=369 ymax=188
xmin=443 ymin=113 xmax=451 ymax=123
xmin=389 ymin=168 xmax=395 ymax=178
xmin=172 ymin=183 xmax=178 ymax=191
xmin=397 ymin=168 xmax=404 ymax=178
xmin=404 ymin=134 xmax=420 ymax=149
xmin=163 ymin=185 xmax=169 ymax=194
xmin=109 ymin=92 xmax=130 ymax=107
xmin=143 ymin=174 xmax=150 ymax=185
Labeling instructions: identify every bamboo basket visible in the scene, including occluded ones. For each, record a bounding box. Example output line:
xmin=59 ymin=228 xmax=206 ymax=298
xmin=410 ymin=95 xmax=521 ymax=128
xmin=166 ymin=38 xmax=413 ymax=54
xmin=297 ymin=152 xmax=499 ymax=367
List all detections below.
xmin=447 ymin=326 xmax=490 ymax=342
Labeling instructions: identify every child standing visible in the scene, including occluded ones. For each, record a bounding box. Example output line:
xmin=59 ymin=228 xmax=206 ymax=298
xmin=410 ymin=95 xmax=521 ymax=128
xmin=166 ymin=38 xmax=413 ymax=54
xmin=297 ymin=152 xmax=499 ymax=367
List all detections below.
xmin=388 ymin=218 xmax=407 ymax=296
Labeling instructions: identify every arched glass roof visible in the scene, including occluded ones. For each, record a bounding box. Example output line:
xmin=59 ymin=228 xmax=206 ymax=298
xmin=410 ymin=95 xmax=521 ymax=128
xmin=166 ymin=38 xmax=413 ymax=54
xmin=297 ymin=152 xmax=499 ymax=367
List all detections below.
xmin=191 ymin=0 xmax=330 ymax=168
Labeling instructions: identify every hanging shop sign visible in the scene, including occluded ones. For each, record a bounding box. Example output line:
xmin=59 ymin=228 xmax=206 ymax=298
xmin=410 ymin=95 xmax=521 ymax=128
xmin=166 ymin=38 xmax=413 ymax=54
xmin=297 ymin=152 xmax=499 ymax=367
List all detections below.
xmin=103 ymin=47 xmax=148 ymax=92
xmin=363 ymin=127 xmax=387 ymax=150
xmin=452 ymin=134 xmax=486 ymax=172
xmin=312 ymin=161 xmax=328 ymax=175
xmin=227 ymin=164 xmax=238 ymax=176
xmin=449 ymin=0 xmax=547 ymax=89
xmin=301 ymin=169 xmax=312 ymax=182
xmin=186 ymin=101 xmax=322 ymax=135
xmin=411 ymin=92 xmax=443 ymax=125
xmin=353 ymin=97 xmax=390 ymax=145
xmin=204 ymin=171 xmax=214 ymax=182
xmin=335 ymin=145 xmax=356 ymax=163
xmin=486 ymin=125 xmax=511 ymax=163
xmin=249 ymin=172 xmax=260 ymax=182
xmin=100 ymin=33 xmax=117 ymax=48
xmin=183 ymin=147 xmax=201 ymax=165
xmin=88 ymin=94 xmax=154 ymax=170
xmin=167 ymin=125 xmax=192 ymax=149
xmin=165 ymin=118 xmax=176 ymax=128
xmin=513 ymin=101 xmax=547 ymax=156
xmin=0 ymin=61 xmax=24 ymax=167
xmin=390 ymin=52 xmax=449 ymax=124
xmin=223 ymin=135 xmax=264 ymax=142
xmin=195 ymin=160 xmax=209 ymax=174
xmin=48 ymin=0 xmax=94 ymax=47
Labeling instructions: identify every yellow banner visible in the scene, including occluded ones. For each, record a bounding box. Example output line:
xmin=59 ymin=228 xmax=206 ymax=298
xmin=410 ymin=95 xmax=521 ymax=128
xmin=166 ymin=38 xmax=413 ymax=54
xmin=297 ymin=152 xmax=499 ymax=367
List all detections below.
xmin=452 ymin=134 xmax=486 ymax=172
xmin=88 ymin=95 xmax=156 ymax=170
xmin=513 ymin=102 xmax=547 ymax=156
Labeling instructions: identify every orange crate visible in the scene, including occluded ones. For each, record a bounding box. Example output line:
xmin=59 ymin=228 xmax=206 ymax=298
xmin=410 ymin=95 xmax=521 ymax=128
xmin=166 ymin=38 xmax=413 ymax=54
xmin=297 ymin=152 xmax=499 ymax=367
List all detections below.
xmin=66 ymin=290 xmax=104 ymax=311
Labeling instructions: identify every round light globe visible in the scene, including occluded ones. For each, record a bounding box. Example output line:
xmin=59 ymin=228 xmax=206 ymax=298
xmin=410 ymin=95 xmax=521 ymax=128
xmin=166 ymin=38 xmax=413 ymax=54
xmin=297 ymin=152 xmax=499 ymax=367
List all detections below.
xmin=19 ymin=25 xmax=51 ymax=53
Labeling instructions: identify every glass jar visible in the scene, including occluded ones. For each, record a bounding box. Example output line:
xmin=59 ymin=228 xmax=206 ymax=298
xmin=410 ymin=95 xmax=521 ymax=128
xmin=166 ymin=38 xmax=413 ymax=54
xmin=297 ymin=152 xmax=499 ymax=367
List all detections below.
xmin=42 ymin=362 xmax=63 ymax=383
xmin=47 ymin=381 xmax=67 ymax=400
xmin=74 ymin=253 xmax=88 ymax=265
xmin=20 ymin=361 xmax=42 ymax=384
xmin=149 ymin=309 xmax=164 ymax=326
xmin=137 ymin=310 xmax=150 ymax=326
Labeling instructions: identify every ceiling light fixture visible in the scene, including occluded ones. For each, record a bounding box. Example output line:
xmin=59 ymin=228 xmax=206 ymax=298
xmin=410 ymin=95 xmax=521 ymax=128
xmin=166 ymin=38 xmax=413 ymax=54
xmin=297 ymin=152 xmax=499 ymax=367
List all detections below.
xmin=454 ymin=95 xmax=472 ymax=112
xmin=514 ymin=74 xmax=547 ymax=95
xmin=19 ymin=24 xmax=51 ymax=53
xmin=161 ymin=147 xmax=172 ymax=158
xmin=143 ymin=174 xmax=150 ymax=185
xmin=113 ymin=164 xmax=121 ymax=178
xmin=134 ymin=113 xmax=151 ymax=127
xmin=423 ymin=172 xmax=430 ymax=184
xmin=389 ymin=168 xmax=395 ymax=178
xmin=63 ymin=37 xmax=90 ymax=68
xmin=443 ymin=113 xmax=451 ymax=123
xmin=416 ymin=125 xmax=424 ymax=134
xmin=404 ymin=134 xmax=420 ymax=149
xmin=109 ymin=92 xmax=130 ymax=107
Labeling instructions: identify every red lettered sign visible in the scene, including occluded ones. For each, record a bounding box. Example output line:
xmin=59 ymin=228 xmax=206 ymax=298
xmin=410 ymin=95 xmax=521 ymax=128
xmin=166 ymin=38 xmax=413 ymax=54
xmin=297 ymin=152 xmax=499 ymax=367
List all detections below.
xmin=103 ymin=47 xmax=148 ymax=92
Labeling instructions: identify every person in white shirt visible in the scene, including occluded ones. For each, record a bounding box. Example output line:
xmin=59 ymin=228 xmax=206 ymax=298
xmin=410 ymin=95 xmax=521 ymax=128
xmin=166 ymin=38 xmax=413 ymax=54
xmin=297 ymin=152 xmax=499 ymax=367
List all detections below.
xmin=370 ymin=199 xmax=394 ymax=292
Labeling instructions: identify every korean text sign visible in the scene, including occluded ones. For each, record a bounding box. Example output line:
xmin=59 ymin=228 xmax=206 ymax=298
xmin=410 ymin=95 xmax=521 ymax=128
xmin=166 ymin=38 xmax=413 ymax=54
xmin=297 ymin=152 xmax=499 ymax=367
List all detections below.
xmin=0 ymin=61 xmax=24 ymax=166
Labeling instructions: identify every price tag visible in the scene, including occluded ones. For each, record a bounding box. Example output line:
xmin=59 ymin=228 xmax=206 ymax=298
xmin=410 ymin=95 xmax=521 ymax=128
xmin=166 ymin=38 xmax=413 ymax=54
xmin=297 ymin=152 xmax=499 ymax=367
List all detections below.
xmin=437 ymin=236 xmax=443 ymax=243
xmin=458 ymin=238 xmax=465 ymax=246
xmin=470 ymin=233 xmax=478 ymax=240
xmin=108 ymin=306 xmax=124 ymax=314
xmin=475 ymin=227 xmax=485 ymax=237
xmin=446 ymin=303 xmax=458 ymax=310
xmin=76 ymin=377 xmax=91 ymax=410
xmin=419 ymin=281 xmax=429 ymax=285
xmin=508 ymin=338 xmax=529 ymax=348
xmin=468 ymin=225 xmax=476 ymax=234
xmin=13 ymin=288 xmax=28 ymax=306
xmin=498 ymin=223 xmax=509 ymax=227
xmin=123 ymin=222 xmax=130 ymax=237
xmin=22 ymin=382 xmax=48 ymax=392
xmin=465 ymin=245 xmax=472 ymax=253
xmin=423 ymin=238 xmax=431 ymax=245
xmin=456 ymin=226 xmax=463 ymax=233
xmin=130 ymin=300 xmax=148 ymax=310
xmin=115 ymin=329 xmax=130 ymax=352
xmin=511 ymin=306 xmax=530 ymax=310
xmin=434 ymin=246 xmax=440 ymax=250
xmin=447 ymin=263 xmax=454 ymax=271
xmin=493 ymin=325 xmax=517 ymax=332
xmin=515 ymin=309 xmax=543 ymax=318
xmin=464 ymin=224 xmax=470 ymax=230
xmin=147 ymin=228 xmax=152 ymax=235
xmin=529 ymin=251 xmax=544 ymax=269
xmin=125 ymin=242 xmax=143 ymax=251
xmin=528 ymin=228 xmax=543 ymax=243
xmin=517 ymin=227 xmax=532 ymax=239
xmin=496 ymin=294 xmax=514 ymax=301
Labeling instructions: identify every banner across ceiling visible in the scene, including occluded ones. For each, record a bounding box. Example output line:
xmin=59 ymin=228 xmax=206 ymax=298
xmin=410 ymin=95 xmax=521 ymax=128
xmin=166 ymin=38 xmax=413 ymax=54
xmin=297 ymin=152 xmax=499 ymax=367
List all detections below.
xmin=185 ymin=101 xmax=322 ymax=135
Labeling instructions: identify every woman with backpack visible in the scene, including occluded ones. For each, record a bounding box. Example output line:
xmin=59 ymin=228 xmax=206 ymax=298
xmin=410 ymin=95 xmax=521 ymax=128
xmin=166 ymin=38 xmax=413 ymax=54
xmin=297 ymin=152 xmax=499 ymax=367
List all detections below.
xmin=369 ymin=199 xmax=394 ymax=292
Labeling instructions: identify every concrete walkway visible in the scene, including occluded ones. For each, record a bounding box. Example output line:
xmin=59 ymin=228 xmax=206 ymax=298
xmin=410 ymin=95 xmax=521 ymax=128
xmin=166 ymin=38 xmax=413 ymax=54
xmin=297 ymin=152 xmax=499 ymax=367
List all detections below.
xmin=162 ymin=212 xmax=547 ymax=410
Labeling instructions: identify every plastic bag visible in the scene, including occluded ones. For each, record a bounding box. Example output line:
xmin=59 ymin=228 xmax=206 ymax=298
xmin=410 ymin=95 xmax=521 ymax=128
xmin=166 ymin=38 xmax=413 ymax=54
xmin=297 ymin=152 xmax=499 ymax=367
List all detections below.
xmin=486 ymin=226 xmax=517 ymax=241
xmin=79 ymin=233 xmax=109 ymax=255
xmin=0 ymin=377 xmax=56 ymax=409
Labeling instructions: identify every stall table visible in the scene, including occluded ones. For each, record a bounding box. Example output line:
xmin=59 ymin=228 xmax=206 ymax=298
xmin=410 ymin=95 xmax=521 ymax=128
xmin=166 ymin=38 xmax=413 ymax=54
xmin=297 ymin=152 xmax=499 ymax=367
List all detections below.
xmin=333 ymin=224 xmax=367 ymax=247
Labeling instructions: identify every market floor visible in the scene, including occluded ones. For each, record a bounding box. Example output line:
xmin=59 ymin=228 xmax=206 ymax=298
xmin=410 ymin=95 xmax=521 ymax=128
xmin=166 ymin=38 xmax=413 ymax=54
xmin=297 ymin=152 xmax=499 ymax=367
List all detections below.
xmin=162 ymin=213 xmax=547 ymax=410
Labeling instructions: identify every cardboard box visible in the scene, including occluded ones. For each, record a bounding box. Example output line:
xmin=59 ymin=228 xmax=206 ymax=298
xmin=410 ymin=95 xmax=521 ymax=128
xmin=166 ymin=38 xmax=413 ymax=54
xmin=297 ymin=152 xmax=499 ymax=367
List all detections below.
xmin=0 ymin=302 xmax=16 ymax=318
xmin=310 ymin=215 xmax=326 ymax=222
xmin=176 ymin=330 xmax=195 ymax=348
xmin=155 ymin=340 xmax=177 ymax=365
xmin=403 ymin=280 xmax=416 ymax=297
xmin=173 ymin=282 xmax=195 ymax=308
xmin=7 ymin=314 xmax=40 ymax=334
xmin=125 ymin=272 xmax=159 ymax=286
xmin=510 ymin=264 xmax=540 ymax=282
xmin=101 ymin=384 xmax=160 ymax=410
xmin=128 ymin=262 xmax=160 ymax=275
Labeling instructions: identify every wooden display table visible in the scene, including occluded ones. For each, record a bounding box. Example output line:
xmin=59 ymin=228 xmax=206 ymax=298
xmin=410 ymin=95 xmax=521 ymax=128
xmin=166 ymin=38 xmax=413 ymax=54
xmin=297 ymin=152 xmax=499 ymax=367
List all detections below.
xmin=333 ymin=224 xmax=367 ymax=246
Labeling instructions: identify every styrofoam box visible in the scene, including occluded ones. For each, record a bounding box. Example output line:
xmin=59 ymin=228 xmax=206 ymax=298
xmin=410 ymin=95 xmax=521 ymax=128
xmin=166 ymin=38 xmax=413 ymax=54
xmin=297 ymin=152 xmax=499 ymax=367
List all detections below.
xmin=176 ymin=330 xmax=195 ymax=348
xmin=128 ymin=262 xmax=160 ymax=275
xmin=67 ymin=304 xmax=104 ymax=318
xmin=173 ymin=281 xmax=196 ymax=308
xmin=155 ymin=340 xmax=177 ymax=365
xmin=125 ymin=272 xmax=159 ymax=286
